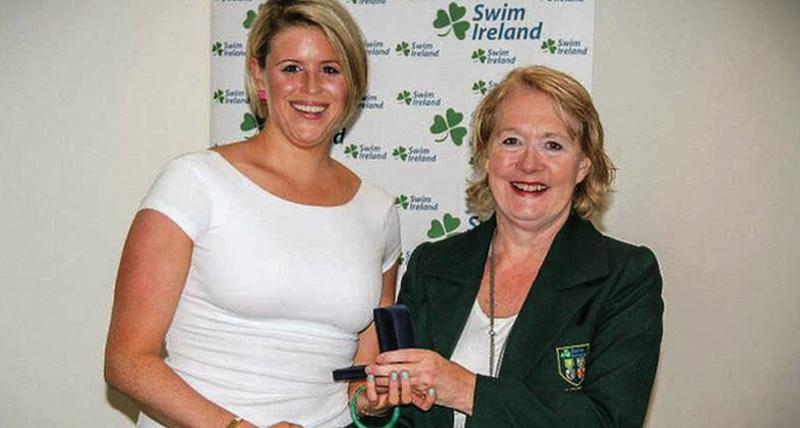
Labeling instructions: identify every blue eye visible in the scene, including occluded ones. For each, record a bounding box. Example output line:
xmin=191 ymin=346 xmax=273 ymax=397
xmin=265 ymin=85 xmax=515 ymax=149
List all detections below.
xmin=544 ymin=140 xmax=563 ymax=151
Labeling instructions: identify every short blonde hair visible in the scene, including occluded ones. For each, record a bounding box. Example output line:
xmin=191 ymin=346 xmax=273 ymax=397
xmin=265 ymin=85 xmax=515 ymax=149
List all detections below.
xmin=245 ymin=0 xmax=367 ymax=127
xmin=466 ymin=65 xmax=614 ymax=220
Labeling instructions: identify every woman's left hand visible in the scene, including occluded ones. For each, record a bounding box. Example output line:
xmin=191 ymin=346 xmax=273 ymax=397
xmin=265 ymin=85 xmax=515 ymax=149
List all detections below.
xmin=355 ymin=370 xmax=415 ymax=417
xmin=366 ymin=349 xmax=477 ymax=414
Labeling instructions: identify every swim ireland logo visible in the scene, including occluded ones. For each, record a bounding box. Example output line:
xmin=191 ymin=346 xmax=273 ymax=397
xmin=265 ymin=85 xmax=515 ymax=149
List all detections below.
xmin=471 ymin=47 xmax=517 ymax=65
xmin=395 ymin=42 xmax=410 ymax=56
xmin=392 ymin=146 xmax=408 ymax=160
xmin=541 ymin=38 xmax=590 ymax=56
xmin=213 ymin=89 xmax=247 ymax=105
xmin=213 ymin=90 xmax=225 ymax=103
xmin=471 ymin=80 xmax=498 ymax=97
xmin=430 ymin=108 xmax=468 ymax=146
xmin=359 ymin=94 xmax=385 ymax=110
xmin=472 ymin=80 xmax=488 ymax=95
xmin=395 ymin=41 xmax=440 ymax=58
xmin=471 ymin=49 xmax=487 ymax=63
xmin=211 ymin=41 xmax=245 ymax=57
xmin=541 ymin=38 xmax=557 ymax=54
xmin=434 ymin=3 xmax=470 ymax=40
xmin=395 ymin=194 xmax=439 ymax=211
xmin=434 ymin=2 xmax=544 ymax=42
xmin=366 ymin=40 xmax=391 ymax=56
xmin=396 ymin=90 xmax=443 ymax=107
xmin=343 ymin=143 xmax=388 ymax=161
xmin=396 ymin=90 xmax=412 ymax=105
xmin=344 ymin=144 xmax=359 ymax=159
xmin=392 ymin=146 xmax=438 ymax=163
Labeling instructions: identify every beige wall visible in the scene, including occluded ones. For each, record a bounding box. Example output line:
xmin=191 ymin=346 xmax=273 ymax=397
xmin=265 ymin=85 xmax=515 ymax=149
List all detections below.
xmin=1 ymin=0 xmax=798 ymax=426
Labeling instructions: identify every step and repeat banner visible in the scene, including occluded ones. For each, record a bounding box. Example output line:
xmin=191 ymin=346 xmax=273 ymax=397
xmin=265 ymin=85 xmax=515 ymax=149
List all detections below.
xmin=211 ymin=0 xmax=594 ymax=266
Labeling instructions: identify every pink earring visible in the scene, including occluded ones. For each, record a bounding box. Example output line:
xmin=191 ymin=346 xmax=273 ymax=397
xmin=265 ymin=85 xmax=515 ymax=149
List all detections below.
xmin=257 ymin=89 xmax=267 ymax=101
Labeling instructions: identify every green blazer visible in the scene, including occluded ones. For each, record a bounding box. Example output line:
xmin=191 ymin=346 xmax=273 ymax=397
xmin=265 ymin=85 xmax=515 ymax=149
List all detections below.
xmin=396 ymin=215 xmax=663 ymax=427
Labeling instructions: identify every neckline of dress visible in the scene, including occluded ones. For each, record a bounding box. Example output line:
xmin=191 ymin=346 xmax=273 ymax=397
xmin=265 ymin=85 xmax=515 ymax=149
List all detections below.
xmin=207 ymin=149 xmax=364 ymax=209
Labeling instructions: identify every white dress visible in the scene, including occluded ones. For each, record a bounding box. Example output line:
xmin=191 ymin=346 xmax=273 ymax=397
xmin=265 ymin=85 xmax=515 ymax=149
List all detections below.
xmin=135 ymin=151 xmax=401 ymax=428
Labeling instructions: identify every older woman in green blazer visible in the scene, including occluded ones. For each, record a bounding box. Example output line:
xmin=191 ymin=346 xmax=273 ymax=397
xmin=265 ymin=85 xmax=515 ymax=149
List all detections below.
xmin=363 ymin=66 xmax=663 ymax=427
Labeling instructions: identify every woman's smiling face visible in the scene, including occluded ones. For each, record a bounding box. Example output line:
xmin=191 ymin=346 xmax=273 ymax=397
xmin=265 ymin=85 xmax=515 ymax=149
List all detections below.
xmin=486 ymin=88 xmax=591 ymax=232
xmin=256 ymin=25 xmax=348 ymax=149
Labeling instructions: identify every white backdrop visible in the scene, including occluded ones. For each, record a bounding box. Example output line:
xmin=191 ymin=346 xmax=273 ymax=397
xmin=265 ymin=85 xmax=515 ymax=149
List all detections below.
xmin=4 ymin=1 xmax=799 ymax=426
xmin=211 ymin=0 xmax=595 ymax=263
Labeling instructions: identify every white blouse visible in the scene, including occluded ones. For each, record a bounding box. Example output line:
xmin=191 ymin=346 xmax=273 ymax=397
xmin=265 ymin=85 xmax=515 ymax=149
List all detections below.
xmin=449 ymin=299 xmax=518 ymax=428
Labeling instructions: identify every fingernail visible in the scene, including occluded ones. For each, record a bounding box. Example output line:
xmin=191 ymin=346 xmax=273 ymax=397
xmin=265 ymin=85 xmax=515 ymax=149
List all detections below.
xmin=401 ymin=370 xmax=410 ymax=381
xmin=390 ymin=371 xmax=398 ymax=381
xmin=428 ymin=387 xmax=436 ymax=397
xmin=367 ymin=374 xmax=375 ymax=383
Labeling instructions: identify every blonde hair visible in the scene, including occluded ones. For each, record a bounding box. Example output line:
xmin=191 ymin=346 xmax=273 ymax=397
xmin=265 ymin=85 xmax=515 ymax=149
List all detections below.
xmin=244 ymin=0 xmax=367 ymax=127
xmin=466 ymin=65 xmax=614 ymax=220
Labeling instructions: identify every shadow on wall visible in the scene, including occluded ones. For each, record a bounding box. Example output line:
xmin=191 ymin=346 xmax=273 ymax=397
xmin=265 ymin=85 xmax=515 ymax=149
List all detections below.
xmin=106 ymin=386 xmax=139 ymax=424
xmin=589 ymin=190 xmax=615 ymax=232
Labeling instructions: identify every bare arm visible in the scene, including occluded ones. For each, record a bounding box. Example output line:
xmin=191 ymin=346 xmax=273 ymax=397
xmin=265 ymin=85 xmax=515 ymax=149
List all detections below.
xmin=351 ymin=262 xmax=399 ymax=383
xmin=104 ymin=210 xmax=255 ymax=428
xmin=350 ymin=262 xmax=421 ymax=411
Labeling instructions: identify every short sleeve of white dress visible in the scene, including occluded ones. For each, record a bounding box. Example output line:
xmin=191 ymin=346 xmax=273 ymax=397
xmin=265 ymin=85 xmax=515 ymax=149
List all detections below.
xmin=139 ymin=154 xmax=212 ymax=241
xmin=382 ymin=205 xmax=402 ymax=272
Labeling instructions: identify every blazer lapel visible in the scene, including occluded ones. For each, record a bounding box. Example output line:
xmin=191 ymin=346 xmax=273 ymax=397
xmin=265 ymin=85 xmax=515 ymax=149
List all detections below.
xmin=500 ymin=216 xmax=610 ymax=380
xmin=427 ymin=281 xmax=479 ymax=359
xmin=412 ymin=220 xmax=494 ymax=427
xmin=419 ymin=218 xmax=495 ymax=359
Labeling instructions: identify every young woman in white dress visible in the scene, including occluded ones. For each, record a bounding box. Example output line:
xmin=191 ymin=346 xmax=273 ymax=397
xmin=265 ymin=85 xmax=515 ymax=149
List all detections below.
xmin=104 ymin=1 xmax=407 ymax=426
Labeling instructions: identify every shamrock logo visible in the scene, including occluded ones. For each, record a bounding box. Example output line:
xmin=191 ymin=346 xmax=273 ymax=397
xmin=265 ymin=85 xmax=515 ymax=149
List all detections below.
xmin=344 ymin=144 xmax=359 ymax=159
xmin=395 ymin=41 xmax=410 ymax=56
xmin=433 ymin=2 xmax=470 ymax=40
xmin=394 ymin=195 xmax=410 ymax=210
xmin=541 ymin=38 xmax=557 ymax=54
xmin=211 ymin=42 xmax=223 ymax=56
xmin=427 ymin=213 xmax=461 ymax=239
xmin=471 ymin=48 xmax=487 ymax=64
xmin=392 ymin=146 xmax=408 ymax=161
xmin=240 ymin=112 xmax=263 ymax=132
xmin=472 ymin=80 xmax=487 ymax=95
xmin=560 ymin=349 xmax=572 ymax=359
xmin=212 ymin=89 xmax=225 ymax=103
xmin=396 ymin=90 xmax=412 ymax=105
xmin=243 ymin=10 xmax=257 ymax=29
xmin=430 ymin=108 xmax=468 ymax=146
